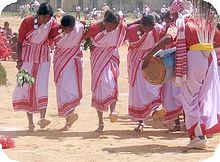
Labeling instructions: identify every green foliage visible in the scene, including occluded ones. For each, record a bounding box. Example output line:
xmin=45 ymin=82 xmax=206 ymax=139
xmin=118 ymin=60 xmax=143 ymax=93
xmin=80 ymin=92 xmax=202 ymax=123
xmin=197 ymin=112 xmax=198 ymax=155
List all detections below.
xmin=0 ymin=63 xmax=7 ymax=86
xmin=83 ymin=38 xmax=92 ymax=51
xmin=16 ymin=69 xmax=35 ymax=87
xmin=83 ymin=20 xmax=92 ymax=51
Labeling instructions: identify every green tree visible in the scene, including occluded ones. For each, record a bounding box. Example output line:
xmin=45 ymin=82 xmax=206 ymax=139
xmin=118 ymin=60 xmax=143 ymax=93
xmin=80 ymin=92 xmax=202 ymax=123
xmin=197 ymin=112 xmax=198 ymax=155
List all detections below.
xmin=89 ymin=0 xmax=97 ymax=9
xmin=136 ymin=0 xmax=143 ymax=12
xmin=107 ymin=0 xmax=113 ymax=9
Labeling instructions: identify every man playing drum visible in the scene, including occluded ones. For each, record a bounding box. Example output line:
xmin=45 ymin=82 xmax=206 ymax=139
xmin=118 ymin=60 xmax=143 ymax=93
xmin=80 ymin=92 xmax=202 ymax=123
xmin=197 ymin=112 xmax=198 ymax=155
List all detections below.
xmin=142 ymin=0 xmax=220 ymax=149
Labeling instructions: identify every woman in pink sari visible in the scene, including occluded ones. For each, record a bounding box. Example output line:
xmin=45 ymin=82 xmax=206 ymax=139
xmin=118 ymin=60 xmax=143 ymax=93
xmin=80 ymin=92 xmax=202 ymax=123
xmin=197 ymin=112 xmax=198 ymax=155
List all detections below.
xmin=53 ymin=15 xmax=84 ymax=131
xmin=160 ymin=11 xmax=184 ymax=131
xmin=125 ymin=14 xmax=164 ymax=132
xmin=84 ymin=11 xmax=126 ymax=132
xmin=143 ymin=0 xmax=220 ymax=149
xmin=215 ymin=27 xmax=220 ymax=79
xmin=12 ymin=3 xmax=58 ymax=131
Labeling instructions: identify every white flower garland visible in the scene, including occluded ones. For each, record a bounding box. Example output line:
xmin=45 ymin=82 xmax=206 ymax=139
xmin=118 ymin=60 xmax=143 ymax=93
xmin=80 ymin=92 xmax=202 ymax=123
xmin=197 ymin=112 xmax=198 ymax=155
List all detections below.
xmin=34 ymin=17 xmax=38 ymax=29
xmin=137 ymin=30 xmax=142 ymax=39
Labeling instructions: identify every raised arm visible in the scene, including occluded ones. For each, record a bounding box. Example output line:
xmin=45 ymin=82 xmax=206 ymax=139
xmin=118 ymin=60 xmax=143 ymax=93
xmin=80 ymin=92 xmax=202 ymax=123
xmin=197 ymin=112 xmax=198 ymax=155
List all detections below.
xmin=142 ymin=34 xmax=172 ymax=70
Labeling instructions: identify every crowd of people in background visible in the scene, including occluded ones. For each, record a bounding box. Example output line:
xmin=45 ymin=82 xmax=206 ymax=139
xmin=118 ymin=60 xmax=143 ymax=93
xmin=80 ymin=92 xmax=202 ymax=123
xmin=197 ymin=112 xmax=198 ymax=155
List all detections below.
xmin=0 ymin=0 xmax=174 ymax=61
xmin=0 ymin=1 xmax=170 ymax=61
xmin=13 ymin=0 xmax=171 ymax=23
xmin=18 ymin=0 xmax=40 ymax=18
xmin=0 ymin=21 xmax=17 ymax=60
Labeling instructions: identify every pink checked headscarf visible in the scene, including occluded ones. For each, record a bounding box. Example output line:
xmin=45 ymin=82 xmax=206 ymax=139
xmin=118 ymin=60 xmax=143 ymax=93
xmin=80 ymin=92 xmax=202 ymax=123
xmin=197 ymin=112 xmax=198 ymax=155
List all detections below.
xmin=170 ymin=0 xmax=193 ymax=15
xmin=170 ymin=0 xmax=185 ymax=14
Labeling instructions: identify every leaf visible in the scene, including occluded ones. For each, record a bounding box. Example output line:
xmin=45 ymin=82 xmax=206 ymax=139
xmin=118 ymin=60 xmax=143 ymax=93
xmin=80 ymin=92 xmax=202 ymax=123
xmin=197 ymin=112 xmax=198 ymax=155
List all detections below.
xmin=16 ymin=69 xmax=35 ymax=87
xmin=0 ymin=63 xmax=7 ymax=86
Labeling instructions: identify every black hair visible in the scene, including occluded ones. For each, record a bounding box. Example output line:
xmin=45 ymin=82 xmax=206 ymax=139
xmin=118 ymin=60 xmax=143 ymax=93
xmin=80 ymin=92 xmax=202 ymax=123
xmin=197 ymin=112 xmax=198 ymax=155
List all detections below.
xmin=162 ymin=11 xmax=171 ymax=20
xmin=61 ymin=15 xmax=76 ymax=28
xmin=104 ymin=10 xmax=120 ymax=24
xmin=217 ymin=22 xmax=220 ymax=30
xmin=4 ymin=21 xmax=9 ymax=26
xmin=37 ymin=2 xmax=54 ymax=16
xmin=152 ymin=12 xmax=162 ymax=24
xmin=140 ymin=14 xmax=155 ymax=27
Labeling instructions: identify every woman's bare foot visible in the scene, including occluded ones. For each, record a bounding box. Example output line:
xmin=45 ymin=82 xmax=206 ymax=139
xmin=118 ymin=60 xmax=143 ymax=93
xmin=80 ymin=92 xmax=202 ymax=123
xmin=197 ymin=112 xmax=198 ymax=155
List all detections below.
xmin=37 ymin=118 xmax=51 ymax=129
xmin=169 ymin=124 xmax=181 ymax=132
xmin=134 ymin=123 xmax=144 ymax=132
xmin=60 ymin=124 xmax=70 ymax=131
xmin=66 ymin=113 xmax=79 ymax=127
xmin=109 ymin=113 xmax=118 ymax=123
xmin=95 ymin=124 xmax=104 ymax=133
xmin=152 ymin=107 xmax=166 ymax=121
xmin=28 ymin=124 xmax=35 ymax=132
xmin=60 ymin=113 xmax=79 ymax=131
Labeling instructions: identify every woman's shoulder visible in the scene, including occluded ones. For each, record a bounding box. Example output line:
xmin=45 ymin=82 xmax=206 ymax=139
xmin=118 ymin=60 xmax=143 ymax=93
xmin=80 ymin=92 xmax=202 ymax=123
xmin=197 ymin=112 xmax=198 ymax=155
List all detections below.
xmin=127 ymin=23 xmax=139 ymax=30
xmin=23 ymin=16 xmax=34 ymax=23
xmin=87 ymin=22 xmax=104 ymax=37
xmin=90 ymin=21 xmax=103 ymax=30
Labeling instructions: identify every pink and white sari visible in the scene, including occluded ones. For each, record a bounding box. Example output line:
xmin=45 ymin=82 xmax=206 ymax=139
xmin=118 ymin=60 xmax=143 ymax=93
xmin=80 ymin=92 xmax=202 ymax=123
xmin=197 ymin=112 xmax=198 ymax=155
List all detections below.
xmin=53 ymin=22 xmax=84 ymax=117
xmin=161 ymin=26 xmax=183 ymax=123
xmin=215 ymin=47 xmax=220 ymax=79
xmin=162 ymin=81 xmax=183 ymax=123
xmin=91 ymin=24 xmax=126 ymax=112
xmin=128 ymin=24 xmax=163 ymax=120
xmin=13 ymin=19 xmax=54 ymax=113
xmin=181 ymin=50 xmax=220 ymax=139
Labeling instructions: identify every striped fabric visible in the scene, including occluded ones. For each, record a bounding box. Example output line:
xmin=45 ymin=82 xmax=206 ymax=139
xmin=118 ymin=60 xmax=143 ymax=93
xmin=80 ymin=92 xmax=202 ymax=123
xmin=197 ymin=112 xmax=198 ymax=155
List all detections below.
xmin=91 ymin=47 xmax=118 ymax=91
xmin=53 ymin=47 xmax=81 ymax=83
xmin=215 ymin=48 xmax=220 ymax=66
xmin=170 ymin=0 xmax=184 ymax=14
xmin=175 ymin=15 xmax=187 ymax=79
xmin=21 ymin=41 xmax=50 ymax=63
xmin=170 ymin=0 xmax=188 ymax=82
xmin=21 ymin=19 xmax=53 ymax=63
xmin=90 ymin=23 xmax=126 ymax=111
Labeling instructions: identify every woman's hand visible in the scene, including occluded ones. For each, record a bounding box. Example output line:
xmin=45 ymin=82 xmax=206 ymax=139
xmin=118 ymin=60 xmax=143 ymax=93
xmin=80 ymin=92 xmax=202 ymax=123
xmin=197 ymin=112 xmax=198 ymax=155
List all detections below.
xmin=16 ymin=60 xmax=23 ymax=70
xmin=142 ymin=54 xmax=153 ymax=70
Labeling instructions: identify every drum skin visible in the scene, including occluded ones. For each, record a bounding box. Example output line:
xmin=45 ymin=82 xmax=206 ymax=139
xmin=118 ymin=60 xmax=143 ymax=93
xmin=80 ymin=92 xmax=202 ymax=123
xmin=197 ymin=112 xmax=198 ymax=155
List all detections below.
xmin=142 ymin=49 xmax=176 ymax=85
xmin=142 ymin=57 xmax=166 ymax=85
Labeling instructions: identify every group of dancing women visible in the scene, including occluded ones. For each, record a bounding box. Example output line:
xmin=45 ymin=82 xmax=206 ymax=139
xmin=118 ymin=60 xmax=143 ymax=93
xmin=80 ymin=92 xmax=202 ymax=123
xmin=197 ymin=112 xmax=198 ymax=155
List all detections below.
xmin=12 ymin=0 xmax=220 ymax=150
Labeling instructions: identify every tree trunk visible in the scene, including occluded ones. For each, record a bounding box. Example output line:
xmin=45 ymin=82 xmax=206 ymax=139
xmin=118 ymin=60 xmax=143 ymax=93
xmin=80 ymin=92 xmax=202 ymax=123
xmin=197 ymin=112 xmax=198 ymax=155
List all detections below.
xmin=90 ymin=0 xmax=97 ymax=9
xmin=136 ymin=0 xmax=143 ymax=12
xmin=78 ymin=0 xmax=83 ymax=9
xmin=107 ymin=0 xmax=113 ymax=9
xmin=119 ymin=0 xmax=123 ymax=11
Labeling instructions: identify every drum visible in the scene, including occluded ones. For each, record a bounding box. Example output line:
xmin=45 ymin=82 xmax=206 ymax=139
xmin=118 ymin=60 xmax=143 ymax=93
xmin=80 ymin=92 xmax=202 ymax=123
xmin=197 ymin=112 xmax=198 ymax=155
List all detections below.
xmin=142 ymin=48 xmax=176 ymax=85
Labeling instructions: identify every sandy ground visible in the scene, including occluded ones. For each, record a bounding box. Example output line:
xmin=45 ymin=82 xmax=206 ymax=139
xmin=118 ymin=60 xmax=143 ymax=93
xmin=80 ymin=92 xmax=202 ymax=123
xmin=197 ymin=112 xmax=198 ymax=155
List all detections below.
xmin=0 ymin=16 xmax=220 ymax=162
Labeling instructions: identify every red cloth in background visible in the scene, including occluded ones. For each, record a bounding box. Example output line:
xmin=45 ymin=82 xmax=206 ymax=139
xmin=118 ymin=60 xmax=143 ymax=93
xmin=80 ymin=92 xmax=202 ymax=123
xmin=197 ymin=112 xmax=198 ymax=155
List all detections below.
xmin=0 ymin=33 xmax=11 ymax=60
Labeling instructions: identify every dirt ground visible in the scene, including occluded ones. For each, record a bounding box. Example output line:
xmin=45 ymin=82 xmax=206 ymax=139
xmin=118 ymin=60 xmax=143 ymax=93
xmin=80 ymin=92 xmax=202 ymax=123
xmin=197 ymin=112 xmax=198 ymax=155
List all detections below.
xmin=0 ymin=16 xmax=220 ymax=162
